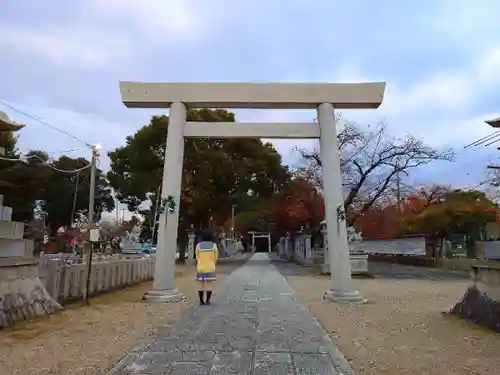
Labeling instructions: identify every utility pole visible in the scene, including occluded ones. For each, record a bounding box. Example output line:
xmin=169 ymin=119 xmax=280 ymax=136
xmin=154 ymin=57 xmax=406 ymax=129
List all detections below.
xmin=151 ymin=183 xmax=161 ymax=243
xmin=115 ymin=198 xmax=119 ymax=224
xmin=41 ymin=211 xmax=47 ymax=246
xmin=83 ymin=143 xmax=100 ymax=305
xmin=396 ymin=170 xmax=402 ymax=213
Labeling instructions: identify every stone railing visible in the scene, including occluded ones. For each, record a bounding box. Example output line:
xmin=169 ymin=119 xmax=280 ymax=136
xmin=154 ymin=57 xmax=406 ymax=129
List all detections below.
xmin=42 ymin=255 xmax=155 ymax=302
xmin=276 ymin=232 xmax=370 ymax=275
xmin=224 ymin=239 xmax=243 ymax=257
xmin=449 ymin=261 xmax=500 ymax=332
xmin=276 ymin=234 xmax=314 ymax=265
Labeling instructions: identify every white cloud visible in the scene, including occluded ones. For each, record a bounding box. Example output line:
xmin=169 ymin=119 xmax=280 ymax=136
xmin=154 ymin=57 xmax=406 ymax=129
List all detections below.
xmin=384 ymin=46 xmax=500 ymax=118
xmin=0 ymin=24 xmax=133 ymax=68
xmin=428 ymin=0 xmax=500 ymax=44
xmin=87 ymin=0 xmax=199 ymax=39
xmin=410 ymin=112 xmax=500 ymax=149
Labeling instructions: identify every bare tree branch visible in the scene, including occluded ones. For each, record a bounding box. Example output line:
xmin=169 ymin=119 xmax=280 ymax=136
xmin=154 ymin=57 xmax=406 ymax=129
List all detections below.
xmin=294 ymin=116 xmax=455 ymax=223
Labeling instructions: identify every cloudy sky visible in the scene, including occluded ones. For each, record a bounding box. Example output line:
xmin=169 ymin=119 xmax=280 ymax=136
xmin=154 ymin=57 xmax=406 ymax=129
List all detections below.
xmin=1 ymin=0 xmax=500 ymax=194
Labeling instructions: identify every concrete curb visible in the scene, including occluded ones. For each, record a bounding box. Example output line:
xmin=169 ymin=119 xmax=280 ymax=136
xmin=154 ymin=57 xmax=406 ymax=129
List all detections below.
xmin=272 ymin=258 xmax=356 ymax=375
xmin=321 ymin=332 xmax=355 ymax=375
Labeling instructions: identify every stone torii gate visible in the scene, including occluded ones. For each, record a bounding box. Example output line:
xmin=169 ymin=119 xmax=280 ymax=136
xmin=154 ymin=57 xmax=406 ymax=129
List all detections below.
xmin=119 ymin=81 xmax=386 ymax=303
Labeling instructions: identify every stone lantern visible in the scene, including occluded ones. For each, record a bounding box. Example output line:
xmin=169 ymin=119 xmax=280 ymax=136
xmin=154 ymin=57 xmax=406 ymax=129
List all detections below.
xmin=0 ymin=111 xmax=61 ymax=328
xmin=187 ymin=224 xmax=196 ymax=261
xmin=0 ymin=111 xmax=25 ymax=156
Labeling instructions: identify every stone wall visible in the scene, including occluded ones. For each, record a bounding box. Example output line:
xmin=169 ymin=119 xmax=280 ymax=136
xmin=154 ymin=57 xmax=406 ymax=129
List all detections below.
xmin=0 ymin=258 xmax=61 ymax=329
xmin=448 ymin=261 xmax=500 ymax=332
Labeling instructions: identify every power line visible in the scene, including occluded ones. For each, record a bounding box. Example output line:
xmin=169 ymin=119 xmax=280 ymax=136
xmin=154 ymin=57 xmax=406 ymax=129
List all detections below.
xmin=482 ymin=136 xmax=500 ymax=148
xmin=464 ymin=130 xmax=500 ymax=149
xmin=0 ymin=100 xmax=92 ymax=148
xmin=0 ymin=154 xmax=91 ymax=174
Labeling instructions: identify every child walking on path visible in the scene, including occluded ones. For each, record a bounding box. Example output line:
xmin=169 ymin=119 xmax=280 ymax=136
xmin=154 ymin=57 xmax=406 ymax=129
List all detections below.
xmin=195 ymin=230 xmax=219 ymax=305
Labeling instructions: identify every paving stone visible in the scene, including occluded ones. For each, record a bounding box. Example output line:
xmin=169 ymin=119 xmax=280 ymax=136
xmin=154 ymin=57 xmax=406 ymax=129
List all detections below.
xmin=254 ymin=353 xmax=294 ymax=375
xmin=293 ymin=353 xmax=340 ymax=375
xmin=111 ymin=352 xmax=177 ymax=374
xmin=210 ymin=352 xmax=253 ymax=374
xmin=167 ymin=362 xmax=211 ymax=374
xmin=107 ymin=253 xmax=346 ymax=374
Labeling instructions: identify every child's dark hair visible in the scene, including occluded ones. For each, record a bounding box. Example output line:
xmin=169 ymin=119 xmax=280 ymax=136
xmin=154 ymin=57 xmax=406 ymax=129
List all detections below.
xmin=200 ymin=230 xmax=214 ymax=242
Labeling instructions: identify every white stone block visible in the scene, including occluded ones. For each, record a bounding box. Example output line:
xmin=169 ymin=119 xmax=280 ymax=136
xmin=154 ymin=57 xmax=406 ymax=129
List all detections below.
xmin=24 ymin=239 xmax=34 ymax=257
xmin=350 ymin=254 xmax=369 ymax=274
xmin=0 ymin=238 xmax=33 ymax=257
xmin=1 ymin=206 xmax=12 ymax=221
xmin=0 ymin=221 xmax=24 ymax=240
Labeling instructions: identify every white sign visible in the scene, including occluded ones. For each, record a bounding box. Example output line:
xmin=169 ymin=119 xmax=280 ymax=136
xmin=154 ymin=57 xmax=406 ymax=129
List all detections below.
xmin=89 ymin=228 xmax=100 ymax=242
xmin=351 ymin=238 xmax=426 ymax=256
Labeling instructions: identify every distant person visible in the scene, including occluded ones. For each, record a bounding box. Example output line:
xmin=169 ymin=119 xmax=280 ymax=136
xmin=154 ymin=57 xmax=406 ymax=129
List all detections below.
xmin=195 ymin=230 xmax=219 ymax=306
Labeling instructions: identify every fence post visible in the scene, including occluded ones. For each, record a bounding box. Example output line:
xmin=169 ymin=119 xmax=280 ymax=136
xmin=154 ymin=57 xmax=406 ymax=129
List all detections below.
xmin=46 ymin=260 xmax=62 ymax=301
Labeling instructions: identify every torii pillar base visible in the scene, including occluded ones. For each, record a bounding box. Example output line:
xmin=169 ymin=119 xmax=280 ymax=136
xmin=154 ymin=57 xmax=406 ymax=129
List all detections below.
xmin=143 ymin=288 xmax=184 ymax=303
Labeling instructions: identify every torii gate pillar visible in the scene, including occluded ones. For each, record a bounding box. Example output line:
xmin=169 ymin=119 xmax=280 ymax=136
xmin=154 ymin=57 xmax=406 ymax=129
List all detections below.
xmin=119 ymin=81 xmax=386 ymax=303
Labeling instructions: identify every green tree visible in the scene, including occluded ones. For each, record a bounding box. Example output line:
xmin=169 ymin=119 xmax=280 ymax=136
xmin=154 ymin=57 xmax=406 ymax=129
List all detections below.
xmin=107 ymin=109 xmax=290 ymax=261
xmin=232 ymin=207 xmax=274 ymax=233
xmin=42 ymin=155 xmax=115 ymax=236
xmin=0 ymin=150 xmax=49 ymax=222
xmin=0 ymin=130 xmax=19 ymax=158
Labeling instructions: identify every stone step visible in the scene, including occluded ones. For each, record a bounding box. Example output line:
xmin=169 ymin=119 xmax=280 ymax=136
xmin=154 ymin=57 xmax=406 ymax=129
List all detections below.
xmin=0 ymin=238 xmax=34 ymax=258
xmin=0 ymin=220 xmax=24 ymax=240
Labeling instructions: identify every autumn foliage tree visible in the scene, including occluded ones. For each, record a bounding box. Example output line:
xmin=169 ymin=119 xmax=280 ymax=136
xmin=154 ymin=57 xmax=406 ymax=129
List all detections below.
xmin=271 ymin=177 xmax=325 ymax=233
xmin=409 ymin=189 xmax=498 ymax=239
xmin=352 ymin=185 xmax=496 ymax=242
xmin=354 ymin=204 xmax=403 ymax=239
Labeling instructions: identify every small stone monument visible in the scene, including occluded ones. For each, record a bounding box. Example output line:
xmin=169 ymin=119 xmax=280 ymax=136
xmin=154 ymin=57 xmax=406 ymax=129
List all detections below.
xmin=320 ymin=221 xmax=369 ymax=275
xmin=346 ymin=226 xmax=369 ymax=275
xmin=121 ymin=226 xmax=142 ymax=253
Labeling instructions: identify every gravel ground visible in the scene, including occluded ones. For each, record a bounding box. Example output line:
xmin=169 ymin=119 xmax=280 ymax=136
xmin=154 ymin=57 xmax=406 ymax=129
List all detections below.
xmin=280 ymin=262 xmax=500 ymax=375
xmin=0 ymin=257 xmax=249 ymax=375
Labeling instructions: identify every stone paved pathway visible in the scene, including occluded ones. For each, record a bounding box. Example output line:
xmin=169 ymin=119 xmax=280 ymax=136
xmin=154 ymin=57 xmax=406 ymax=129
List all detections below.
xmin=108 ymin=253 xmax=351 ymax=374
